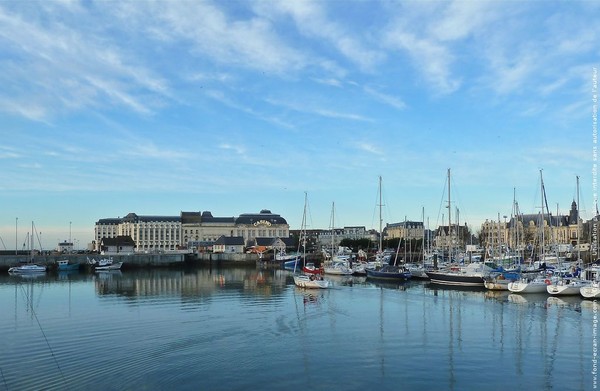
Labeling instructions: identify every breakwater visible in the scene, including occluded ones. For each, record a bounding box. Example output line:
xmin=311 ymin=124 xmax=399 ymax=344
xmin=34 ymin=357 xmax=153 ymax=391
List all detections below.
xmin=0 ymin=253 xmax=186 ymax=271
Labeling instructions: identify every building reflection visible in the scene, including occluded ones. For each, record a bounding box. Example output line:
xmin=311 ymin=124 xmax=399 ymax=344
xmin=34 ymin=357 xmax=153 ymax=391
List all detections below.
xmin=93 ymin=267 xmax=289 ymax=298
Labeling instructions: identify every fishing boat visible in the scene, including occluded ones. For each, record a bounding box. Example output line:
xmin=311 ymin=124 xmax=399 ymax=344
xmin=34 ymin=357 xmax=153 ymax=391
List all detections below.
xmin=293 ymin=193 xmax=331 ymax=289
xmin=278 ymin=251 xmax=302 ymax=270
xmin=56 ymin=259 xmax=80 ymax=271
xmin=88 ymin=257 xmax=123 ymax=271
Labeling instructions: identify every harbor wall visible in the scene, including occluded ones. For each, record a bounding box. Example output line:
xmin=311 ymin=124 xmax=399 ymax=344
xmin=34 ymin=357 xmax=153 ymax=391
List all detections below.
xmin=0 ymin=253 xmax=185 ymax=271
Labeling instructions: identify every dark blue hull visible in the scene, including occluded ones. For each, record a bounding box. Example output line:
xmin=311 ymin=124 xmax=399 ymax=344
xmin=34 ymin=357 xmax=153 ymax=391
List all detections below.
xmin=425 ymin=271 xmax=485 ymax=286
xmin=366 ymin=267 xmax=411 ymax=280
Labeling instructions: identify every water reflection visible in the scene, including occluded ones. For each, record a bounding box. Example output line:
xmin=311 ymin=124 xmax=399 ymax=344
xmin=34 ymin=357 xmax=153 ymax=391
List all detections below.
xmin=0 ymin=266 xmax=595 ymax=391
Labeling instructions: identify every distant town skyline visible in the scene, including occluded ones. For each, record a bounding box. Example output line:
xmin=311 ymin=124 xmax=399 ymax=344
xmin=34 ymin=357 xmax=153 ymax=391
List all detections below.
xmin=0 ymin=1 xmax=597 ymax=251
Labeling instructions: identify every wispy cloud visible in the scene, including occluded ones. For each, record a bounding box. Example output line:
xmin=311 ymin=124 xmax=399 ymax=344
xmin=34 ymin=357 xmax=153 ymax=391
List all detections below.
xmin=0 ymin=3 xmax=170 ymax=120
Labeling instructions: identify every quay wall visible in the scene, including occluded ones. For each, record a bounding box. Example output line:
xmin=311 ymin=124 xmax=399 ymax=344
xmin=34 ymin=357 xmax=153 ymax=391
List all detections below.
xmin=0 ymin=253 xmax=185 ymax=271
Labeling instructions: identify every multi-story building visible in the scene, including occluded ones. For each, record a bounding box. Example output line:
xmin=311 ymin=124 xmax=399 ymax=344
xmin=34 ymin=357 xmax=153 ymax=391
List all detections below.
xmin=95 ymin=209 xmax=289 ymax=252
xmin=480 ymin=201 xmax=583 ymax=253
xmin=317 ymin=226 xmax=369 ymax=248
xmin=385 ymin=221 xmax=424 ymax=240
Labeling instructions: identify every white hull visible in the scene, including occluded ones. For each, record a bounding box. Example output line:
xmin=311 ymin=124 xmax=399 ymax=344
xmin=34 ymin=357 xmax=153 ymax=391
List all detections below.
xmin=547 ymin=280 xmax=590 ymax=296
xmin=95 ymin=262 xmax=123 ymax=271
xmin=508 ymin=280 xmax=549 ymax=294
xmin=581 ymin=283 xmax=600 ymax=299
xmin=293 ymin=275 xmax=330 ymax=289
xmin=8 ymin=264 xmax=47 ymax=274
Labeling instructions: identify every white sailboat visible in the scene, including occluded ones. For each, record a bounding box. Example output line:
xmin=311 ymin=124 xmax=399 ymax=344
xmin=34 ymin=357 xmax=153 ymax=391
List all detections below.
xmin=548 ymin=176 xmax=587 ymax=296
xmin=323 ymin=202 xmax=353 ymax=276
xmin=8 ymin=222 xmax=47 ymax=274
xmin=293 ymin=193 xmax=331 ymax=289
xmin=509 ymin=170 xmax=553 ymax=294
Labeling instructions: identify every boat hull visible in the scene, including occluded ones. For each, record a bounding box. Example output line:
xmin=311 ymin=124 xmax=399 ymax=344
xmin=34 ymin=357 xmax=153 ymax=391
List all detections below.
xmin=507 ymin=280 xmax=548 ymax=293
xmin=94 ymin=262 xmax=123 ymax=271
xmin=547 ymin=281 xmax=590 ymax=296
xmin=426 ymin=271 xmax=484 ymax=287
xmin=293 ymin=275 xmax=330 ymax=289
xmin=581 ymin=285 xmax=600 ymax=299
xmin=8 ymin=264 xmax=47 ymax=274
xmin=366 ymin=269 xmax=411 ymax=281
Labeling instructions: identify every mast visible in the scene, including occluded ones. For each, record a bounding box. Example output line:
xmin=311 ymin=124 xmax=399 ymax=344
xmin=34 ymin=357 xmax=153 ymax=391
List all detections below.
xmin=378 ymin=176 xmax=383 ymax=253
xmin=422 ymin=207 xmax=425 ymax=267
xmin=576 ymin=175 xmax=581 ymax=262
xmin=294 ymin=192 xmax=308 ymax=274
xmin=331 ymin=201 xmax=335 ymax=258
xmin=540 ymin=170 xmax=545 ymax=263
xmin=447 ymin=168 xmax=452 ymax=262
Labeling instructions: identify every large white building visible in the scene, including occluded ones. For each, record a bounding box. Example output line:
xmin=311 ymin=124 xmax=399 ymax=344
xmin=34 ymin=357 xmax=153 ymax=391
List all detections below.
xmin=94 ymin=210 xmax=289 ymax=253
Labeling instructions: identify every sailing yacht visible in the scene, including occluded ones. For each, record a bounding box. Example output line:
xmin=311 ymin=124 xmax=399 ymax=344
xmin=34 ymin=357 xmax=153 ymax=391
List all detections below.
xmin=425 ymin=169 xmax=495 ymax=286
xmin=323 ymin=202 xmax=353 ymax=276
xmin=509 ymin=170 xmax=554 ymax=294
xmin=293 ymin=193 xmax=331 ymax=289
xmin=547 ymin=176 xmax=588 ymax=296
xmin=8 ymin=222 xmax=47 ymax=274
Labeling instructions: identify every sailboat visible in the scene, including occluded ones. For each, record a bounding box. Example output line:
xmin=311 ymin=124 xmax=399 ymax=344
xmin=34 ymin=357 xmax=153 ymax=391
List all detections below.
xmin=293 ymin=193 xmax=331 ymax=289
xmin=426 ymin=169 xmax=496 ymax=286
xmin=509 ymin=170 xmax=555 ymax=294
xmin=323 ymin=202 xmax=353 ymax=276
xmin=8 ymin=222 xmax=47 ymax=274
xmin=365 ymin=179 xmax=411 ymax=281
xmin=548 ymin=176 xmax=589 ymax=295
xmin=406 ymin=207 xmax=431 ymax=280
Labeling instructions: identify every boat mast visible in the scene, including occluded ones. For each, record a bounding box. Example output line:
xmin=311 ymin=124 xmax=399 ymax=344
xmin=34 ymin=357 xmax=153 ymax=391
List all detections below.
xmin=540 ymin=170 xmax=545 ymax=263
xmin=331 ymin=201 xmax=335 ymax=259
xmin=576 ymin=175 xmax=581 ymax=263
xmin=378 ymin=175 xmax=383 ymax=253
xmin=422 ymin=207 xmax=425 ymax=268
xmin=447 ymin=168 xmax=452 ymax=262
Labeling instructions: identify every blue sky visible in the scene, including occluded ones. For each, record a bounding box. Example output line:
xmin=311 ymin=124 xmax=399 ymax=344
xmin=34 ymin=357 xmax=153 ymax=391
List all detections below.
xmin=0 ymin=0 xmax=597 ymax=250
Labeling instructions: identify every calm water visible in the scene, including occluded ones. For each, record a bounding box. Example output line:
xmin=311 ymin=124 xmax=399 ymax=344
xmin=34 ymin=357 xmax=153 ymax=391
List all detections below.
xmin=0 ymin=266 xmax=596 ymax=391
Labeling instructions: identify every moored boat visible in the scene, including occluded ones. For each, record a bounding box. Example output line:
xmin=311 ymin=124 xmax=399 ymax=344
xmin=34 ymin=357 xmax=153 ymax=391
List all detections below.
xmin=426 ymin=262 xmax=495 ymax=287
xmin=547 ymin=278 xmax=590 ymax=296
xmin=8 ymin=264 xmax=47 ymax=274
xmin=302 ymin=262 xmax=321 ymax=275
xmin=293 ymin=274 xmax=331 ymax=289
xmin=366 ymin=264 xmax=411 ymax=281
xmin=508 ymin=275 xmax=553 ymax=294
xmin=56 ymin=259 xmax=80 ymax=271
xmin=88 ymin=257 xmax=123 ymax=271
xmin=581 ymin=281 xmax=600 ymax=299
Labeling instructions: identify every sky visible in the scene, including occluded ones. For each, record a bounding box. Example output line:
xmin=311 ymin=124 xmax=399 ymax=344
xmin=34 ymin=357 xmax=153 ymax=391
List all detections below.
xmin=0 ymin=0 xmax=598 ymax=251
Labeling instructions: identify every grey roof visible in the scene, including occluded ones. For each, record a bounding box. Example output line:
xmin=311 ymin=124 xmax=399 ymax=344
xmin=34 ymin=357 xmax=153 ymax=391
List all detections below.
xmin=214 ymin=236 xmax=245 ymax=245
xmin=235 ymin=209 xmax=288 ymax=225
xmin=96 ymin=218 xmax=121 ymax=225
xmin=101 ymin=236 xmax=135 ymax=246
xmin=181 ymin=212 xmax=202 ymax=224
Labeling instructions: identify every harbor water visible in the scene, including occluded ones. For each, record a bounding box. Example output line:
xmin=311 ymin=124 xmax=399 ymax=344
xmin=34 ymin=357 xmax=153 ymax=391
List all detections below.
xmin=0 ymin=266 xmax=596 ymax=391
